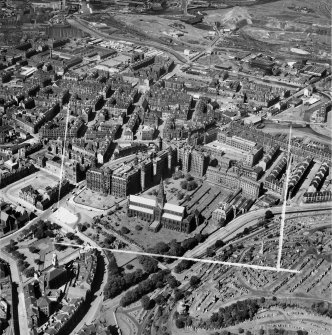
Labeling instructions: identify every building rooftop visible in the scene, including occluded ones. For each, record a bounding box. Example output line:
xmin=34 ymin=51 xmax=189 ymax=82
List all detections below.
xmin=163 ymin=202 xmax=185 ymax=214
xmin=129 ymin=194 xmax=156 ymax=207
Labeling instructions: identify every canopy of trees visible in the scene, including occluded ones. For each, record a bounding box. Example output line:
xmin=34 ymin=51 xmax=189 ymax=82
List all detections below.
xmin=209 ymin=299 xmax=259 ymax=328
xmin=104 ymin=252 xmax=148 ymax=299
xmin=28 ymin=220 xmax=60 ymax=240
xmin=138 ymin=256 xmax=159 ymax=274
xmin=189 ymin=275 xmax=200 ymax=287
xmin=141 ymin=295 xmax=152 ymax=310
xmin=120 ymin=269 xmax=171 ymax=307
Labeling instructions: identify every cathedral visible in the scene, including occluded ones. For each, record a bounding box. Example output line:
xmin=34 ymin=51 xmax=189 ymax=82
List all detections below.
xmin=127 ymin=179 xmax=194 ymax=233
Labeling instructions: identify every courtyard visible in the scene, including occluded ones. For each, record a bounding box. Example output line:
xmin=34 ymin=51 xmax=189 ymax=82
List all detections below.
xmin=74 ymin=188 xmax=119 ymax=210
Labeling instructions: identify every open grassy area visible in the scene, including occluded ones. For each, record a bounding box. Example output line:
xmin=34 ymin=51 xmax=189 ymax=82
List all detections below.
xmin=103 ymin=208 xmax=190 ymax=250
xmin=113 ymin=13 xmax=211 ymax=47
xmin=74 ymin=189 xmax=118 ymax=210
xmin=141 ymin=176 xmax=203 ymax=206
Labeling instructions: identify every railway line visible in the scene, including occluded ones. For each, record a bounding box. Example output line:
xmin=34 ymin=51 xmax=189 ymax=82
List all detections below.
xmin=177 ymin=205 xmax=332 ymax=264
xmin=68 ymin=17 xmax=187 ymax=64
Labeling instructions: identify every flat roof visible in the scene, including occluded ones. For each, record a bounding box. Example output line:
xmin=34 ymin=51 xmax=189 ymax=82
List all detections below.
xmin=149 ymin=220 xmax=160 ymax=228
xmin=129 ymin=204 xmax=154 ymax=215
xmin=129 ymin=195 xmax=156 ymax=207
xmin=162 ymin=213 xmax=182 ymax=221
xmin=163 ymin=203 xmax=185 ymax=214
xmin=232 ymin=136 xmax=256 ymax=147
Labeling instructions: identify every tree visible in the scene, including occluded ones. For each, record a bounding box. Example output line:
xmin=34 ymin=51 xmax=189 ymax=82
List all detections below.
xmin=215 ymin=239 xmax=225 ymax=249
xmin=185 ymin=174 xmax=194 ymax=181
xmin=138 ymin=256 xmax=159 ymax=274
xmin=104 ymin=235 xmax=116 ymax=245
xmin=77 ymin=223 xmax=87 ymax=232
xmin=264 ymin=210 xmax=274 ymax=220
xmin=28 ymin=246 xmax=39 ymax=253
xmin=243 ymin=227 xmax=250 ymax=235
xmin=186 ymin=180 xmax=198 ymax=191
xmin=180 ymin=180 xmax=188 ymax=189
xmin=167 ymin=275 xmax=180 ymax=289
xmin=167 ymin=240 xmax=184 ymax=257
xmin=189 ymin=275 xmax=200 ymax=287
xmin=152 ymin=242 xmax=170 ymax=254
xmin=155 ymin=294 xmax=167 ymax=305
xmin=121 ymin=227 xmax=130 ymax=234
xmin=55 ymin=243 xmax=66 ymax=251
xmin=175 ymin=318 xmax=185 ymax=328
xmin=66 ymin=232 xmax=75 ymax=240
xmin=174 ymin=289 xmax=184 ymax=302
xmin=206 ymin=247 xmax=215 ymax=257
xmin=174 ymin=260 xmax=193 ymax=273
xmin=260 ymin=297 xmax=266 ymax=304
xmin=210 ymin=158 xmax=218 ymax=167
xmin=181 ymin=236 xmax=198 ymax=251
xmin=44 ymin=230 xmax=55 ymax=238
xmin=24 ymin=267 xmax=35 ymax=278
xmin=173 ymin=171 xmax=183 ymax=180
xmin=177 ymin=192 xmax=184 ymax=200
xmin=141 ymin=295 xmax=151 ymax=310
xmin=195 ymin=233 xmax=206 ymax=243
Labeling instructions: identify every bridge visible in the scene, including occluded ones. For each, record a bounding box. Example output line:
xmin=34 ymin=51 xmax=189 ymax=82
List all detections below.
xmin=189 ymin=35 xmax=220 ymax=63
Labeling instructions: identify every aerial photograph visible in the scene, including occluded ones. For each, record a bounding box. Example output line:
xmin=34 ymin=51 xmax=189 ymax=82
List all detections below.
xmin=0 ymin=0 xmax=331 ymax=334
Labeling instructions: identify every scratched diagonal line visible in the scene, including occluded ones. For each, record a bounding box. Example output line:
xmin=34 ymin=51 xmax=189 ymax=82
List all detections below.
xmin=53 ymin=242 xmax=301 ymax=274
xmin=276 ymin=125 xmax=292 ymax=271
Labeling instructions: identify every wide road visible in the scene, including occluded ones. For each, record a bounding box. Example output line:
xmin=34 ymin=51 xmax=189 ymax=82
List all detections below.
xmin=68 ymin=17 xmax=187 ymax=64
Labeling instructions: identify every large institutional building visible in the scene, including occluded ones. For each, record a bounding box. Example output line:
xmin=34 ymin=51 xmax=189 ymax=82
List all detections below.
xmin=127 ymin=179 xmax=194 ymax=233
xmin=86 ymin=147 xmax=176 ymax=198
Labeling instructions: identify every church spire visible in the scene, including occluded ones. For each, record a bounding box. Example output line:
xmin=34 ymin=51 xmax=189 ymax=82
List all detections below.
xmin=157 ymin=178 xmax=166 ymax=208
